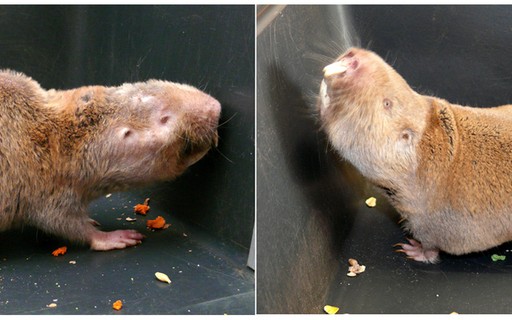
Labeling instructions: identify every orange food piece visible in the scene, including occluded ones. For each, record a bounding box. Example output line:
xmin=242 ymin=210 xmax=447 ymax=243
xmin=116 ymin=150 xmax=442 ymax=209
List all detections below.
xmin=146 ymin=216 xmax=166 ymax=229
xmin=134 ymin=204 xmax=150 ymax=215
xmin=51 ymin=246 xmax=67 ymax=257
xmin=134 ymin=198 xmax=150 ymax=215
xmin=112 ymin=300 xmax=122 ymax=311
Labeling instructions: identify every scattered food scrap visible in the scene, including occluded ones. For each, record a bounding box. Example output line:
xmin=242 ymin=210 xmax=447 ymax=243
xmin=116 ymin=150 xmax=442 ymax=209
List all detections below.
xmin=347 ymin=258 xmax=366 ymax=277
xmin=112 ymin=300 xmax=123 ymax=311
xmin=105 ymin=193 xmax=112 ymax=198
xmin=125 ymin=217 xmax=136 ymax=222
xmin=147 ymin=216 xmax=167 ymax=229
xmin=69 ymin=260 xmax=76 ymax=265
xmin=134 ymin=198 xmax=150 ymax=215
xmin=491 ymin=254 xmax=506 ymax=262
xmin=47 ymin=303 xmax=57 ymax=308
xmin=365 ymin=197 xmax=377 ymax=208
xmin=155 ymin=272 xmax=172 ymax=284
xmin=51 ymin=246 xmax=67 ymax=257
xmin=323 ymin=305 xmax=340 ymax=314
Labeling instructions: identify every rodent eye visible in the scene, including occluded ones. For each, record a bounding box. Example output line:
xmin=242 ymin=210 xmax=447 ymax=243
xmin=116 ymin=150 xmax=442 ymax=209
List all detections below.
xmin=383 ymin=98 xmax=393 ymax=110
xmin=160 ymin=115 xmax=170 ymax=125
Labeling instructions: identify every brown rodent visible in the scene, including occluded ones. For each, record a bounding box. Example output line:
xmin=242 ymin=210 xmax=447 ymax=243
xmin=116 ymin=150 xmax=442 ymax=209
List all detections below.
xmin=319 ymin=47 xmax=512 ymax=263
xmin=0 ymin=70 xmax=220 ymax=251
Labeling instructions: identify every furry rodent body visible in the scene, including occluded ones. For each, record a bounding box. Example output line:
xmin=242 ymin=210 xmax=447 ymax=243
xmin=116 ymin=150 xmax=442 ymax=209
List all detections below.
xmin=319 ymin=47 xmax=512 ymax=263
xmin=0 ymin=70 xmax=220 ymax=251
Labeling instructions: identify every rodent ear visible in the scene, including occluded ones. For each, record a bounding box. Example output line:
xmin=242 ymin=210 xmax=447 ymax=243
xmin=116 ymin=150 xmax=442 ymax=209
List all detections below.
xmin=383 ymin=98 xmax=393 ymax=110
xmin=118 ymin=127 xmax=137 ymax=141
xmin=400 ymin=128 xmax=415 ymax=144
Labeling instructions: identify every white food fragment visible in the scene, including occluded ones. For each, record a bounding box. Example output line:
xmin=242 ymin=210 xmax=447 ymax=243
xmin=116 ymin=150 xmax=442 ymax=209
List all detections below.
xmin=155 ymin=272 xmax=171 ymax=284
xmin=346 ymin=258 xmax=366 ymax=277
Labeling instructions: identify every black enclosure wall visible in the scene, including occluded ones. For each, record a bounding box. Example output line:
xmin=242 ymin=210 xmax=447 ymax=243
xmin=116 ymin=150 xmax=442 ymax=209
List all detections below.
xmin=257 ymin=5 xmax=512 ymax=314
xmin=0 ymin=5 xmax=254 ymax=315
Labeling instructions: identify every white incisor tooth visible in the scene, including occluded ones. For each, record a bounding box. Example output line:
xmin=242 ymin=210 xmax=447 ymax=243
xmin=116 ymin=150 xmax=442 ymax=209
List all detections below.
xmin=323 ymin=62 xmax=348 ymax=77
xmin=320 ymin=80 xmax=330 ymax=109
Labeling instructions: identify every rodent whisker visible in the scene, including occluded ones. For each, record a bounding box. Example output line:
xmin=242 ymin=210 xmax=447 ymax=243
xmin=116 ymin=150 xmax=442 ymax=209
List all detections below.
xmin=214 ymin=147 xmax=234 ymax=164
xmin=218 ymin=112 xmax=238 ymax=128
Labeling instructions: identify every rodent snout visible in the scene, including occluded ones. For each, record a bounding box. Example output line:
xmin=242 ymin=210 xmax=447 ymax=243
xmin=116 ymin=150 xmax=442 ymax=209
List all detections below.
xmin=206 ymin=98 xmax=222 ymax=123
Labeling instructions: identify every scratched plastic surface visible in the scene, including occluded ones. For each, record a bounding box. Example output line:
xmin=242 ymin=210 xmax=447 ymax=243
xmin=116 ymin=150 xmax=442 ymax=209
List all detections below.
xmin=0 ymin=192 xmax=254 ymax=315
xmin=258 ymin=5 xmax=512 ymax=314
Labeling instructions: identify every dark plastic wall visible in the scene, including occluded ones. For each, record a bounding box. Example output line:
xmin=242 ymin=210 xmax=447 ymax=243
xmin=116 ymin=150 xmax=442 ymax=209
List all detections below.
xmin=257 ymin=5 xmax=358 ymax=313
xmin=258 ymin=5 xmax=512 ymax=314
xmin=0 ymin=5 xmax=255 ymax=249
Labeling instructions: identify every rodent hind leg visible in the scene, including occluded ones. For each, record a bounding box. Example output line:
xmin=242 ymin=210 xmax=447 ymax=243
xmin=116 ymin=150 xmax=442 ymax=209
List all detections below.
xmin=89 ymin=229 xmax=145 ymax=251
xmin=394 ymin=238 xmax=440 ymax=263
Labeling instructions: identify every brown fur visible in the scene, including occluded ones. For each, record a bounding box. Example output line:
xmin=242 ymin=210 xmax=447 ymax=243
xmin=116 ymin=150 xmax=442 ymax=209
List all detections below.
xmin=0 ymin=70 xmax=220 ymax=250
xmin=319 ymin=47 xmax=512 ymax=260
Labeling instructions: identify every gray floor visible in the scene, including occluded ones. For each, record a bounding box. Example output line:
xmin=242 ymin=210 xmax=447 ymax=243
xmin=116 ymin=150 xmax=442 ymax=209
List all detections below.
xmin=325 ymin=195 xmax=512 ymax=314
xmin=0 ymin=192 xmax=254 ymax=315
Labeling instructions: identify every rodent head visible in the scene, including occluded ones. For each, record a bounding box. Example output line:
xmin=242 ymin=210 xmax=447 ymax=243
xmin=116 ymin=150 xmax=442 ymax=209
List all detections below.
xmin=53 ymin=80 xmax=220 ymax=193
xmin=318 ymin=47 xmax=430 ymax=179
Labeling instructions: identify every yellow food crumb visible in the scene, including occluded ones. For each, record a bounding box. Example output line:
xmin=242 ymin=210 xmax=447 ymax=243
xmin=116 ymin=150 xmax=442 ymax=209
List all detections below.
xmin=323 ymin=305 xmax=340 ymax=314
xmin=365 ymin=197 xmax=377 ymax=208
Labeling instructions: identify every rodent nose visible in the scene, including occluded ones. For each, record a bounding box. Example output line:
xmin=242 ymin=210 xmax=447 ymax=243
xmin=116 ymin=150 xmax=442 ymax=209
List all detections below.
xmin=207 ymin=98 xmax=221 ymax=120
xmin=210 ymin=98 xmax=221 ymax=112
